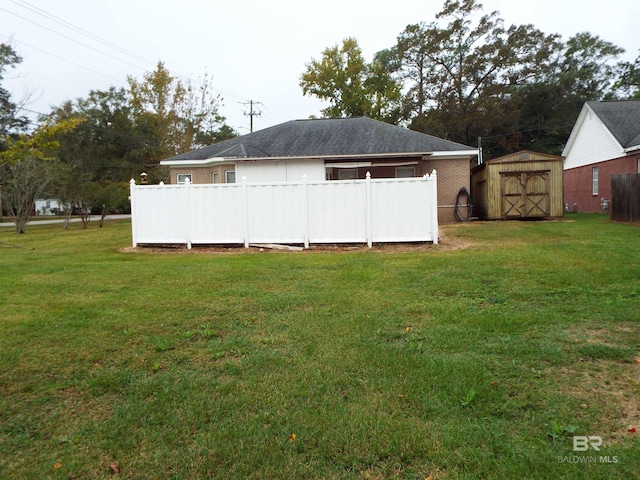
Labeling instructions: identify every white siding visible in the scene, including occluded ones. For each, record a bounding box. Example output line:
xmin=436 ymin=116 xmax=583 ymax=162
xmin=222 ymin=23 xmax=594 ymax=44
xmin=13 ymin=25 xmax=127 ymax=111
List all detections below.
xmin=563 ymin=105 xmax=624 ymax=170
xmin=236 ymin=159 xmax=325 ymax=182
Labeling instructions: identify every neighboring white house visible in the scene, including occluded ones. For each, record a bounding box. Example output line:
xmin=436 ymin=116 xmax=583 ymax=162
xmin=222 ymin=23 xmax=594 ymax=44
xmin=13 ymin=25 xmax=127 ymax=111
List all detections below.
xmin=35 ymin=198 xmax=67 ymax=216
xmin=563 ymin=100 xmax=640 ymax=212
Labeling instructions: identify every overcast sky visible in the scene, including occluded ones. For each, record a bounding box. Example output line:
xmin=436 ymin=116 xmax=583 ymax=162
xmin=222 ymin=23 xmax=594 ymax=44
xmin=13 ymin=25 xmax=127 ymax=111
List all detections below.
xmin=2 ymin=0 xmax=639 ymax=134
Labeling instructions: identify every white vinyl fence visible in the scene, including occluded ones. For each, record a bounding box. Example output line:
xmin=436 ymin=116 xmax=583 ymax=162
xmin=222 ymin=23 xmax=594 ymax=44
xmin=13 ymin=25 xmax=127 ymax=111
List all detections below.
xmin=129 ymin=171 xmax=438 ymax=248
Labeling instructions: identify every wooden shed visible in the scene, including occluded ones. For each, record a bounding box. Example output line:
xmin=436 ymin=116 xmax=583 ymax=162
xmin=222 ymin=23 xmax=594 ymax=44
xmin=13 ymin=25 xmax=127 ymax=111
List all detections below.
xmin=471 ymin=151 xmax=564 ymax=220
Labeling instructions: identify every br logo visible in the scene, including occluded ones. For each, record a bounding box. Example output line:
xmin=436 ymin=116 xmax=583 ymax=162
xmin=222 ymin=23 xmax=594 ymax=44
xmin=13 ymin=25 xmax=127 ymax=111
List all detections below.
xmin=573 ymin=436 xmax=602 ymax=451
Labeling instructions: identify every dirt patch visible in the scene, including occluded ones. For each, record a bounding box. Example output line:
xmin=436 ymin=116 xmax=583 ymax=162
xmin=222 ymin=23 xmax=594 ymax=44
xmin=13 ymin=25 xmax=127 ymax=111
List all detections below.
xmin=563 ymin=359 xmax=640 ymax=443
xmin=119 ymin=227 xmax=473 ymax=255
xmin=565 ymin=323 xmax=638 ymax=348
xmin=559 ymin=322 xmax=640 ymax=443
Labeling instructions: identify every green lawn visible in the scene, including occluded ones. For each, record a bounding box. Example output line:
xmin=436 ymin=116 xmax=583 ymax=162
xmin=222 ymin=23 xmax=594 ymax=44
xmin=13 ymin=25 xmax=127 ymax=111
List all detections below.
xmin=1 ymin=215 xmax=639 ymax=479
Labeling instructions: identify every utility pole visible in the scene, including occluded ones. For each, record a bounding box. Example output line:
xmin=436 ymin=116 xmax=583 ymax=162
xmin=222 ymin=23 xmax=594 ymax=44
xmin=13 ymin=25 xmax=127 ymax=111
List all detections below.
xmin=243 ymin=100 xmax=262 ymax=133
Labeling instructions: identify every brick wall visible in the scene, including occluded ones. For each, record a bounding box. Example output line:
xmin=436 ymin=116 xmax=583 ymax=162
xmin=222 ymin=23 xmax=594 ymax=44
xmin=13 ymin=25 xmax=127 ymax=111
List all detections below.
xmin=423 ymin=159 xmax=471 ymax=224
xmin=564 ymin=155 xmax=639 ymax=213
xmin=170 ymin=165 xmax=236 ymax=185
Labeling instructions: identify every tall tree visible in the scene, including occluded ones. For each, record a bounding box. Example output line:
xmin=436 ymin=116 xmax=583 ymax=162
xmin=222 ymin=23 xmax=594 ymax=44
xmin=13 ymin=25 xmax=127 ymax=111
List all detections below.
xmin=50 ymin=87 xmax=142 ymax=220
xmin=514 ymin=32 xmax=625 ymax=153
xmin=0 ymin=43 xmax=29 ymax=150
xmin=128 ymin=62 xmax=233 ymax=177
xmin=614 ymin=50 xmax=640 ymax=99
xmin=396 ymin=0 xmax=559 ymax=150
xmin=300 ymin=38 xmax=401 ymax=122
xmin=52 ymin=64 xmax=236 ymax=193
xmin=0 ymin=118 xmax=81 ymax=233
xmin=365 ymin=49 xmax=402 ymax=123
xmin=54 ymin=87 xmax=143 ymax=182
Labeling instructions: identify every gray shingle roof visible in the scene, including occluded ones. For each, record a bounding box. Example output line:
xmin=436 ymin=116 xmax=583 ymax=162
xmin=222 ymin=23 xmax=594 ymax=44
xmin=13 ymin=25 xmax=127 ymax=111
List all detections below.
xmin=164 ymin=117 xmax=475 ymax=162
xmin=588 ymin=100 xmax=640 ymax=149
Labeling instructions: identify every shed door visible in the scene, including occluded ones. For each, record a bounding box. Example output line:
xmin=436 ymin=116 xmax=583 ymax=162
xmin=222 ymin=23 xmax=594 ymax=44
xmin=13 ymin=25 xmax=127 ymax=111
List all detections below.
xmin=500 ymin=171 xmax=550 ymax=218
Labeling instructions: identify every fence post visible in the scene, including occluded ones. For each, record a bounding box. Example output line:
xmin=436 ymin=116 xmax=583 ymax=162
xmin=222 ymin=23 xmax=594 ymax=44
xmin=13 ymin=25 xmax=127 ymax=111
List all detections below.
xmin=184 ymin=177 xmax=192 ymax=249
xmin=430 ymin=169 xmax=438 ymax=245
xmin=366 ymin=171 xmax=372 ymax=248
xmin=129 ymin=178 xmax=137 ymax=247
xmin=302 ymin=174 xmax=310 ymax=248
xmin=242 ymin=176 xmax=249 ymax=248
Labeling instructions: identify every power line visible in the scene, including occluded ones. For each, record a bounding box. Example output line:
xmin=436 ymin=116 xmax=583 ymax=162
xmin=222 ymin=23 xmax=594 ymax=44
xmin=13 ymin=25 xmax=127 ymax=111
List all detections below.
xmin=10 ymin=1 xmax=249 ymax=104
xmin=10 ymin=0 xmax=157 ymax=68
xmin=1 ymin=5 xmax=257 ymax=132
xmin=0 ymin=7 xmax=148 ymax=72
xmin=259 ymin=102 xmax=283 ymax=125
xmin=0 ymin=34 xmax=126 ymax=84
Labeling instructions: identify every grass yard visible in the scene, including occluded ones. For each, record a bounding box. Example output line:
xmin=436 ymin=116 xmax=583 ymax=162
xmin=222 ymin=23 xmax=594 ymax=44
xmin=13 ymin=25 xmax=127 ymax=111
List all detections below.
xmin=0 ymin=214 xmax=639 ymax=479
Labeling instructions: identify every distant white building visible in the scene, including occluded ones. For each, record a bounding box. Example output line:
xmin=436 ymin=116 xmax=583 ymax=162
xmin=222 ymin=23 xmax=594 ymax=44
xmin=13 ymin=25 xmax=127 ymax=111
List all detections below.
xmin=35 ymin=198 xmax=67 ymax=216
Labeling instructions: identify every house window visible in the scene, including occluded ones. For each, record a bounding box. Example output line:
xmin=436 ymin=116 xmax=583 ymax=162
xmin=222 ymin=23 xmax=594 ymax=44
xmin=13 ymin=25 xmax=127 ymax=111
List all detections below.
xmin=637 ymin=158 xmax=640 ymax=174
xmin=212 ymin=171 xmax=219 ymax=184
xmin=396 ymin=166 xmax=416 ymax=178
xmin=338 ymin=168 xmax=358 ymax=180
xmin=592 ymin=167 xmax=598 ymax=195
xmin=177 ymin=173 xmax=192 ymax=185
xmin=225 ymin=170 xmax=236 ymax=183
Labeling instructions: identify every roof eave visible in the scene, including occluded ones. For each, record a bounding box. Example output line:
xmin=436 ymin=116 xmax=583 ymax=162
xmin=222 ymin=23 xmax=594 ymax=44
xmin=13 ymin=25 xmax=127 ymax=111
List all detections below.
xmin=429 ymin=150 xmax=478 ymax=159
xmin=624 ymin=144 xmax=640 ymax=153
xmin=160 ymin=157 xmax=233 ymax=166
xmin=161 ymin=150 xmax=477 ymax=166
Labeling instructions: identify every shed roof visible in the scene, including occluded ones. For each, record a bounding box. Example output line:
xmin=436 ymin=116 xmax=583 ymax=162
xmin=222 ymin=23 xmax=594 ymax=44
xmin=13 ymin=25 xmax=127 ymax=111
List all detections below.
xmin=472 ymin=150 xmax=563 ymax=173
xmin=163 ymin=117 xmax=476 ymax=163
xmin=588 ymin=100 xmax=640 ymax=149
xmin=485 ymin=150 xmax=563 ymax=164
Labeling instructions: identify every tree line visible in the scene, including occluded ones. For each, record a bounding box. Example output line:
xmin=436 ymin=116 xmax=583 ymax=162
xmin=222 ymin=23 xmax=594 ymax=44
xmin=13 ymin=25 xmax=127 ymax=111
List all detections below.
xmin=300 ymin=0 xmax=640 ymax=156
xmin=0 ymin=52 xmax=236 ymax=233
xmin=2 ymin=0 xmax=640 ymax=233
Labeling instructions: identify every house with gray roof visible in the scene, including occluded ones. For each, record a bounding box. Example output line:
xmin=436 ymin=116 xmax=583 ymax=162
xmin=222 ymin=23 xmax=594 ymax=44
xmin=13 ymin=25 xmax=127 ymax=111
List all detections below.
xmin=161 ymin=117 xmax=478 ymax=223
xmin=563 ymin=100 xmax=640 ymax=212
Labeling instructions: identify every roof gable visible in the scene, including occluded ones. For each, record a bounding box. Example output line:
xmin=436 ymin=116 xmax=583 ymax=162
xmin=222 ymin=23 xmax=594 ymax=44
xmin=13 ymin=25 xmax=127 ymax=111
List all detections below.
xmin=562 ymin=102 xmax=632 ymax=170
xmin=587 ymin=100 xmax=640 ymax=149
xmin=164 ymin=117 xmax=476 ymax=162
xmin=485 ymin=150 xmax=563 ymax=164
